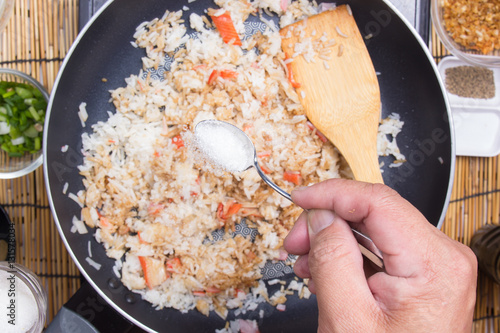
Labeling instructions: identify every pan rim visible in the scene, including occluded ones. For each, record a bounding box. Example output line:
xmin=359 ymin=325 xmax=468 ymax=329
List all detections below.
xmin=380 ymin=0 xmax=455 ymax=230
xmin=43 ymin=0 xmax=455 ymax=331
xmin=42 ymin=0 xmax=155 ymax=331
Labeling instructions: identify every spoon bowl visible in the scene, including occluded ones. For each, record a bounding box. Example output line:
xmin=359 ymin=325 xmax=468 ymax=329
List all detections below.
xmin=195 ymin=120 xmax=291 ymax=201
xmin=195 ymin=119 xmax=383 ymax=269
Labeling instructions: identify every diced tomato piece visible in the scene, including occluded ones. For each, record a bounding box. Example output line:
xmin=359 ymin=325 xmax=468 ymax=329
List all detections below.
xmin=217 ymin=201 xmax=243 ymax=220
xmin=137 ymin=232 xmax=148 ymax=244
xmin=208 ymin=70 xmax=220 ymax=85
xmin=216 ymin=202 xmax=225 ymax=220
xmin=281 ymin=0 xmax=289 ymax=11
xmin=138 ymin=256 xmax=169 ymax=289
xmin=257 ymin=151 xmax=271 ymax=159
xmin=166 ymin=257 xmax=182 ymax=274
xmin=259 ymin=163 xmax=272 ymax=174
xmin=205 ymin=286 xmax=221 ymax=294
xmin=226 ymin=203 xmax=242 ymax=217
xmin=171 ymin=134 xmax=184 ymax=149
xmin=306 ymin=121 xmax=328 ymax=143
xmin=193 ymin=290 xmax=206 ymax=296
xmin=240 ymin=207 xmax=264 ymax=219
xmin=193 ymin=287 xmax=220 ymax=296
xmin=137 ymin=79 xmax=145 ymax=92
xmin=208 ymin=69 xmax=238 ymax=84
xmin=315 ymin=130 xmax=328 ymax=143
xmin=99 ymin=216 xmax=112 ymax=229
xmin=242 ymin=124 xmax=253 ymax=132
xmin=219 ymin=69 xmax=238 ymax=79
xmin=148 ymin=202 xmax=164 ymax=215
xmin=193 ymin=64 xmax=207 ymax=71
xmin=235 ymin=288 xmax=246 ymax=297
xmin=209 ymin=12 xmax=242 ymax=46
xmin=287 ymin=64 xmax=301 ymax=88
xmin=284 ymin=171 xmax=302 ymax=185
xmin=285 ymin=53 xmax=301 ymax=88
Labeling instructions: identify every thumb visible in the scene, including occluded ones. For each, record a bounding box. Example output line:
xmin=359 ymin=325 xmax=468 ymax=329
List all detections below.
xmin=307 ymin=210 xmax=378 ymax=328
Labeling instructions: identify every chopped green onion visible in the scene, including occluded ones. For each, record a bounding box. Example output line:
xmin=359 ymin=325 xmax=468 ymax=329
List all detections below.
xmin=0 ymin=80 xmax=47 ymax=156
xmin=15 ymin=87 xmax=33 ymax=99
xmin=28 ymin=106 xmax=40 ymax=121
xmin=2 ymin=90 xmax=15 ymax=99
xmin=11 ymin=136 xmax=25 ymax=146
xmin=23 ymin=125 xmax=39 ymax=138
xmin=34 ymin=137 xmax=41 ymax=151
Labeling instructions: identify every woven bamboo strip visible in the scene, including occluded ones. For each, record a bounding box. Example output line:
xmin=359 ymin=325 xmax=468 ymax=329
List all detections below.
xmin=0 ymin=0 xmax=81 ymax=325
xmin=431 ymin=20 xmax=500 ymax=331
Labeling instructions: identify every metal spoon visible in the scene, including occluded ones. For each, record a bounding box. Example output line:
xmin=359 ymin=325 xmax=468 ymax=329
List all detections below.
xmin=195 ymin=119 xmax=384 ymax=269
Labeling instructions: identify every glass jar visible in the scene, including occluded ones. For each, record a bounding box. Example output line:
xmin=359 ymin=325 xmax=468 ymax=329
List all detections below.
xmin=470 ymin=224 xmax=500 ymax=284
xmin=0 ymin=261 xmax=48 ymax=332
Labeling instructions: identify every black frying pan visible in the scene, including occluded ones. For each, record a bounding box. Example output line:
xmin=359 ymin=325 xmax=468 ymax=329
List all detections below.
xmin=43 ymin=0 xmax=454 ymax=332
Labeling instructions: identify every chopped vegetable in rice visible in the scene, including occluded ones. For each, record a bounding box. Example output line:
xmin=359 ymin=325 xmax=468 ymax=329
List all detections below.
xmin=77 ymin=0 xmax=404 ymax=323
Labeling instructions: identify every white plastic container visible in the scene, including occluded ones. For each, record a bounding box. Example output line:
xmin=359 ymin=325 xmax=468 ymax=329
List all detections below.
xmin=437 ymin=56 xmax=500 ymax=157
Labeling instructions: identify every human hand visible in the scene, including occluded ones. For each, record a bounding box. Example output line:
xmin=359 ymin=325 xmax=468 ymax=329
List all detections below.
xmin=284 ymin=179 xmax=477 ymax=333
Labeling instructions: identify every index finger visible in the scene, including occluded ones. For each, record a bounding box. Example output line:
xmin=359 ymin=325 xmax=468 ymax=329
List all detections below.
xmin=291 ymin=178 xmax=441 ymax=277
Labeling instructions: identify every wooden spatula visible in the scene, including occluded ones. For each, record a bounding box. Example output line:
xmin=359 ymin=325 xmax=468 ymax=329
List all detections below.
xmin=280 ymin=5 xmax=383 ymax=183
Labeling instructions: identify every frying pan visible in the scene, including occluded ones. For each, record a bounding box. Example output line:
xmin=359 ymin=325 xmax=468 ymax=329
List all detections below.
xmin=43 ymin=0 xmax=454 ymax=332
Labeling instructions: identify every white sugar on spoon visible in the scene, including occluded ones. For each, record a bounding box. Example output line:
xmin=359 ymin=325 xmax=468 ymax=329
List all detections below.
xmin=194 ymin=120 xmax=292 ymax=200
xmin=194 ymin=120 xmax=253 ymax=173
xmin=194 ymin=119 xmax=385 ymax=270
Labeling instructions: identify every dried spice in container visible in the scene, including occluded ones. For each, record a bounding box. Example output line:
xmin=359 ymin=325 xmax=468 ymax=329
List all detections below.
xmin=445 ymin=65 xmax=495 ymax=99
xmin=443 ymin=0 xmax=500 ymax=54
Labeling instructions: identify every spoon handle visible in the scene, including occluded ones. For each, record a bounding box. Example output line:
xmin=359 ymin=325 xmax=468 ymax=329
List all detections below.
xmin=254 ymin=160 xmax=292 ymax=202
xmin=254 ymin=157 xmax=384 ymax=270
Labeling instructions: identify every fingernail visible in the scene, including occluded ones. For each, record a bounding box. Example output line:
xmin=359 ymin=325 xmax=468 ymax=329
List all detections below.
xmin=307 ymin=209 xmax=336 ymax=235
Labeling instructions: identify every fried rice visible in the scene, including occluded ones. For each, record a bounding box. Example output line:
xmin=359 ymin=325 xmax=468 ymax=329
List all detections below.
xmin=77 ymin=0 xmax=404 ymax=320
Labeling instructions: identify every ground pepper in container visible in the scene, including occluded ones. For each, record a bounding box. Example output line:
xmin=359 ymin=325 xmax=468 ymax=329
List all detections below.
xmin=444 ymin=65 xmax=495 ymax=99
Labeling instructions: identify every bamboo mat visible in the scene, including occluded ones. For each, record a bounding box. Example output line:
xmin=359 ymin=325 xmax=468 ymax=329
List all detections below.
xmin=0 ymin=1 xmax=498 ymax=331
xmin=0 ymin=0 xmax=81 ymax=324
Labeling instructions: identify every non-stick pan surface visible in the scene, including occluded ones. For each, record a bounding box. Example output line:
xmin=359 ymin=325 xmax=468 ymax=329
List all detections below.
xmin=44 ymin=0 xmax=454 ymax=332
